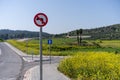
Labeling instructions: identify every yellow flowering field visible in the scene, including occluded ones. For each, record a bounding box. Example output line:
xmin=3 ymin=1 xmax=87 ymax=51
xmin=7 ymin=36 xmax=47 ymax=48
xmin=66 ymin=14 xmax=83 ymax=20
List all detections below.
xmin=58 ymin=52 xmax=120 ymax=80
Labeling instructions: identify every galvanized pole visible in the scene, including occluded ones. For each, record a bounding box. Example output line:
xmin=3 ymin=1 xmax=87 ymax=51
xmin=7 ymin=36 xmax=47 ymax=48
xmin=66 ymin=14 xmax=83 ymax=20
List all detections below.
xmin=39 ymin=27 xmax=43 ymax=80
xmin=49 ymin=44 xmax=51 ymax=64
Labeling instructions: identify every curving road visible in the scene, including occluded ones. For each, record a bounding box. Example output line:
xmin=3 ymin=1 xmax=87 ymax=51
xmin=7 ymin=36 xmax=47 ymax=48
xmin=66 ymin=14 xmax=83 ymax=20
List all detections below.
xmin=0 ymin=42 xmax=23 ymax=80
xmin=1 ymin=42 xmax=70 ymax=80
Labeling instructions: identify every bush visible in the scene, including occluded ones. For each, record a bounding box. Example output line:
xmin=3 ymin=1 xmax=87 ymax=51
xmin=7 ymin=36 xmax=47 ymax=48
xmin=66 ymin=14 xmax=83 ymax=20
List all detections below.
xmin=92 ymin=42 xmax=101 ymax=48
xmin=58 ymin=52 xmax=120 ymax=80
xmin=0 ymin=39 xmax=4 ymax=42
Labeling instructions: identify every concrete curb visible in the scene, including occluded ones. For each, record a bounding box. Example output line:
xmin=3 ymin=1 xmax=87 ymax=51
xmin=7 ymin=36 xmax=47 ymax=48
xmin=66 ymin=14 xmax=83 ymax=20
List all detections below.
xmin=23 ymin=68 xmax=33 ymax=80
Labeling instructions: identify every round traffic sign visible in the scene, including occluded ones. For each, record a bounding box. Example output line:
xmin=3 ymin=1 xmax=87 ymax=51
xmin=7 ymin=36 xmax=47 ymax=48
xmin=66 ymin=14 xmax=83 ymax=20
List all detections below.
xmin=34 ymin=13 xmax=48 ymax=27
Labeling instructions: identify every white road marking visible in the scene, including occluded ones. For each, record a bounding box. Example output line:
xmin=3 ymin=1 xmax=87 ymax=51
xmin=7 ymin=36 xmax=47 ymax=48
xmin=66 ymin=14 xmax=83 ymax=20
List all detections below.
xmin=0 ymin=49 xmax=1 ymax=56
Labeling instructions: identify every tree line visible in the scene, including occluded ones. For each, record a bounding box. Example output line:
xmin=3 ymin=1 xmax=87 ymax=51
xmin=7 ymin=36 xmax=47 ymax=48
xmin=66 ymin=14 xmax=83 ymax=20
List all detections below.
xmin=0 ymin=29 xmax=51 ymax=40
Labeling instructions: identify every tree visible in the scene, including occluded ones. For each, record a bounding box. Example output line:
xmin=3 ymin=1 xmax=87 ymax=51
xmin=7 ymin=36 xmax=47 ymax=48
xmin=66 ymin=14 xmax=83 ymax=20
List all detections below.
xmin=79 ymin=29 xmax=83 ymax=45
xmin=76 ymin=30 xmax=79 ymax=45
xmin=76 ymin=29 xmax=83 ymax=45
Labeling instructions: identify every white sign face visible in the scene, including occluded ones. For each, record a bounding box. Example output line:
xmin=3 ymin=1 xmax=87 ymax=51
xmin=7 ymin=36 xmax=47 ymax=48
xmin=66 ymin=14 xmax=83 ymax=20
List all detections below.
xmin=34 ymin=13 xmax=48 ymax=27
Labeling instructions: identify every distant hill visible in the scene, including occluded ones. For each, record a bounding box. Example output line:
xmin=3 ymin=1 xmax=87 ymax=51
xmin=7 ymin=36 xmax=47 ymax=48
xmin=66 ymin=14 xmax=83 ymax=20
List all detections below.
xmin=59 ymin=24 xmax=120 ymax=40
xmin=1 ymin=24 xmax=120 ymax=40
xmin=0 ymin=29 xmax=51 ymax=40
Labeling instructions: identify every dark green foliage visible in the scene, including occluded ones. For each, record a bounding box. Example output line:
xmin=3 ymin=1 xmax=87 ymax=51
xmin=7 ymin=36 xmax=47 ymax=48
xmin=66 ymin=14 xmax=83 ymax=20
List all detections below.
xmin=51 ymin=46 xmax=73 ymax=51
xmin=76 ymin=30 xmax=80 ymax=45
xmin=76 ymin=29 xmax=83 ymax=45
xmin=92 ymin=42 xmax=101 ymax=48
xmin=79 ymin=29 xmax=83 ymax=45
xmin=0 ymin=38 xmax=4 ymax=42
xmin=0 ymin=29 xmax=51 ymax=40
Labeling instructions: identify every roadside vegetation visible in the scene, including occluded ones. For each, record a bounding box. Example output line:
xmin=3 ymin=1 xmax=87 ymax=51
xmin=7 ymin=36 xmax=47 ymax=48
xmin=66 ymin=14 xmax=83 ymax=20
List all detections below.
xmin=7 ymin=38 xmax=120 ymax=55
xmin=7 ymin=38 xmax=120 ymax=80
xmin=58 ymin=52 xmax=120 ymax=80
xmin=0 ymin=39 xmax=4 ymax=42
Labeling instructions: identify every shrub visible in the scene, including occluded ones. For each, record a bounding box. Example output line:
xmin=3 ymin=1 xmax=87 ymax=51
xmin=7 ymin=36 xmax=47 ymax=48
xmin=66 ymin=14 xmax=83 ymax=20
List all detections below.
xmin=58 ymin=52 xmax=120 ymax=80
xmin=0 ymin=39 xmax=4 ymax=42
xmin=92 ymin=42 xmax=101 ymax=48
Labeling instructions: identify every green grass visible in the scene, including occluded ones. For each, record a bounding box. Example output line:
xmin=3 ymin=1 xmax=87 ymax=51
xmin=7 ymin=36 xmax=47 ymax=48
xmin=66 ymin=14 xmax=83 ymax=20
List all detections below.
xmin=58 ymin=52 xmax=120 ymax=80
xmin=7 ymin=38 xmax=120 ymax=55
xmin=7 ymin=39 xmax=39 ymax=55
xmin=99 ymin=40 xmax=120 ymax=48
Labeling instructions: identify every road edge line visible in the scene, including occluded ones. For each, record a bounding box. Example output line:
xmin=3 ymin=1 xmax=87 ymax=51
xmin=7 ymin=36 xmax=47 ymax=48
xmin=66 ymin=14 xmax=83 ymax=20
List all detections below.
xmin=4 ymin=42 xmax=28 ymax=62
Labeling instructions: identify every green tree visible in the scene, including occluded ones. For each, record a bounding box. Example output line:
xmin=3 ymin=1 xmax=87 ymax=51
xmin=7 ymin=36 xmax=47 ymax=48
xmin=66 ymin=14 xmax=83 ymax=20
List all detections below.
xmin=76 ymin=30 xmax=79 ymax=45
xmin=79 ymin=29 xmax=83 ymax=45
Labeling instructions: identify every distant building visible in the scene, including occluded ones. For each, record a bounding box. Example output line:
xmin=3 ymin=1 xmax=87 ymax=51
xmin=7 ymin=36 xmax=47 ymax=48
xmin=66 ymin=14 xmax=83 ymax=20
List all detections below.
xmin=66 ymin=33 xmax=91 ymax=38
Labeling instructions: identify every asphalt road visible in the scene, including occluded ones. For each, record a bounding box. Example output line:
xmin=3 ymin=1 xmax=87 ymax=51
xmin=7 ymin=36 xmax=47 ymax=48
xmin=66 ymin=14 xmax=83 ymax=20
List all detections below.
xmin=2 ymin=42 xmax=70 ymax=80
xmin=0 ymin=42 xmax=23 ymax=80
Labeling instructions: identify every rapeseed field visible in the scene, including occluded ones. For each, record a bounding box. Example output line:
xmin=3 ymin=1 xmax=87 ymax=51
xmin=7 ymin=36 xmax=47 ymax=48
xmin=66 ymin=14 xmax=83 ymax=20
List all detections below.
xmin=58 ymin=52 xmax=120 ymax=80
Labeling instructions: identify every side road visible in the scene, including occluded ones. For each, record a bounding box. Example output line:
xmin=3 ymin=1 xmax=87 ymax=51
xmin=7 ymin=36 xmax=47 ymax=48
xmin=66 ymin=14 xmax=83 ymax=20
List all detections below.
xmin=4 ymin=42 xmax=71 ymax=80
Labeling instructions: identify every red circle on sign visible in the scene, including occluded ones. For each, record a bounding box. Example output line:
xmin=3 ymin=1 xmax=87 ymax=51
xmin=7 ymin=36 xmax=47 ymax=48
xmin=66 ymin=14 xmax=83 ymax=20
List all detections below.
xmin=34 ymin=13 xmax=48 ymax=27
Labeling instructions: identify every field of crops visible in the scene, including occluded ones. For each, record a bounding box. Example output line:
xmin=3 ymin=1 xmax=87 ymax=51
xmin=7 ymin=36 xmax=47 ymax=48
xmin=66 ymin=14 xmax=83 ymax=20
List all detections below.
xmin=58 ymin=52 xmax=120 ymax=80
xmin=7 ymin=38 xmax=120 ymax=56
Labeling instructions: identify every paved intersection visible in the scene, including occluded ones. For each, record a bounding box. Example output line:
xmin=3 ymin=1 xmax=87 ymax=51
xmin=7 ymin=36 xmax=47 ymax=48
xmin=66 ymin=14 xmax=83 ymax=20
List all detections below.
xmin=5 ymin=42 xmax=70 ymax=80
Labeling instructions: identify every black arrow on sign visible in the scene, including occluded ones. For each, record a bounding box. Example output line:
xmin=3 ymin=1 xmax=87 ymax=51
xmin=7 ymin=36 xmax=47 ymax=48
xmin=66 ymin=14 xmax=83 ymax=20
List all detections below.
xmin=36 ymin=16 xmax=45 ymax=25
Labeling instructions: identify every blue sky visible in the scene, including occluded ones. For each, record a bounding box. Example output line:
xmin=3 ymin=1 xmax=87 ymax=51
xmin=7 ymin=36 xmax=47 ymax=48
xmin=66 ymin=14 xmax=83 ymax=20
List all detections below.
xmin=0 ymin=0 xmax=120 ymax=34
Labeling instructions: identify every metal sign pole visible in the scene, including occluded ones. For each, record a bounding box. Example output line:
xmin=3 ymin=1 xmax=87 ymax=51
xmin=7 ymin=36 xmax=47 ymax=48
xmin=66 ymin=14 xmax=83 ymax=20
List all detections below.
xmin=39 ymin=27 xmax=43 ymax=80
xmin=49 ymin=44 xmax=51 ymax=64
xmin=34 ymin=13 xmax=48 ymax=80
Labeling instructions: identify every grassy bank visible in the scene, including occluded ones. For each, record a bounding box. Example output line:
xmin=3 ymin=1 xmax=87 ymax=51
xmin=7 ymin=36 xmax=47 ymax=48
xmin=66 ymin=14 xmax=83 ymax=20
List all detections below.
xmin=58 ymin=52 xmax=120 ymax=80
xmin=7 ymin=38 xmax=120 ymax=55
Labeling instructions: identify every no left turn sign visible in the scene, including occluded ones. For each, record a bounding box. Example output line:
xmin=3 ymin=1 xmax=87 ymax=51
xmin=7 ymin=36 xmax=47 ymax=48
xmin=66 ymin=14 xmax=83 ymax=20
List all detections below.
xmin=34 ymin=13 xmax=48 ymax=27
xmin=33 ymin=12 xmax=48 ymax=80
